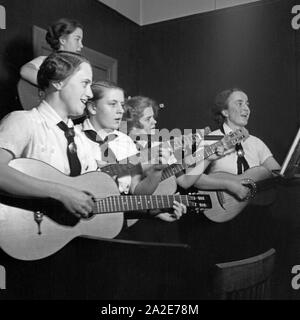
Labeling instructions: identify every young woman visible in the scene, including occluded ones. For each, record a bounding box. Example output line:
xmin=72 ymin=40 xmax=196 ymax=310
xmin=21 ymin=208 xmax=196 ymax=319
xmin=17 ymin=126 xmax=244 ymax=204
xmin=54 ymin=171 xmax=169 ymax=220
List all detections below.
xmin=207 ymin=88 xmax=280 ymax=173
xmin=75 ymin=83 xmax=190 ymax=299
xmin=0 ymin=51 xmax=100 ymax=299
xmin=184 ymin=88 xmax=281 ymax=299
xmin=0 ymin=51 xmax=96 ymax=218
xmin=124 ymin=95 xmax=224 ymax=196
xmin=20 ymin=18 xmax=84 ymax=86
xmin=79 ymin=81 xmax=187 ymax=219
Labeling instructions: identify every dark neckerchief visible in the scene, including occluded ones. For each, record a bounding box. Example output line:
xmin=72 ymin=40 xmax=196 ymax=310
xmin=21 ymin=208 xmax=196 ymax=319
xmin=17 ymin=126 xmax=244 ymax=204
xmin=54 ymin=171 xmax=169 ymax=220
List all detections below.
xmin=220 ymin=124 xmax=249 ymax=174
xmin=84 ymin=129 xmax=118 ymax=164
xmin=57 ymin=121 xmax=82 ymax=176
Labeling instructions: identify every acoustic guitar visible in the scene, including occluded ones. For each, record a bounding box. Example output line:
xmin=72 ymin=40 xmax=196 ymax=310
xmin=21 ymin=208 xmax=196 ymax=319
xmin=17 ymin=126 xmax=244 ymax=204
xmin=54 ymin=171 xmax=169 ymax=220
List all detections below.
xmin=102 ymin=128 xmax=248 ymax=227
xmin=201 ymin=166 xmax=280 ymax=223
xmin=100 ymin=128 xmax=249 ymax=195
xmin=0 ymin=158 xmax=210 ymax=261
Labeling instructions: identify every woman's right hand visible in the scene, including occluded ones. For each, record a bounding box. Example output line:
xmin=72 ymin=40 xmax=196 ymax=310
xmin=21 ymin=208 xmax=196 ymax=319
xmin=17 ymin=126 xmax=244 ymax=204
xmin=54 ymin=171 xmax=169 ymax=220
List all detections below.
xmin=53 ymin=184 xmax=95 ymax=219
xmin=224 ymin=179 xmax=251 ymax=201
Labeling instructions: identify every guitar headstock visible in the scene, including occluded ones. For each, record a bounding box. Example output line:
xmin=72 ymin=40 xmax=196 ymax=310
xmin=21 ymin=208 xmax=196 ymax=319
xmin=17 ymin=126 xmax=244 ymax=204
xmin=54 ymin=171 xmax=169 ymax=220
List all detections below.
xmin=222 ymin=128 xmax=249 ymax=150
xmin=187 ymin=192 xmax=212 ymax=213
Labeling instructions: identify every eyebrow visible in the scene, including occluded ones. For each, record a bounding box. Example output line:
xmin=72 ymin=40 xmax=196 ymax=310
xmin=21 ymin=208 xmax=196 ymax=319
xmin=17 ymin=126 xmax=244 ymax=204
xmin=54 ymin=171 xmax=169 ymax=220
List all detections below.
xmin=108 ymin=99 xmax=123 ymax=103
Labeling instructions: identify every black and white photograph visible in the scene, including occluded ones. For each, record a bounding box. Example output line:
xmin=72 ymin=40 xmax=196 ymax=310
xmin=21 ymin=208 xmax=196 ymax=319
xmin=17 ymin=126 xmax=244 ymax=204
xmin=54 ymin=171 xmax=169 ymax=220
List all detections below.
xmin=0 ymin=0 xmax=299 ymax=311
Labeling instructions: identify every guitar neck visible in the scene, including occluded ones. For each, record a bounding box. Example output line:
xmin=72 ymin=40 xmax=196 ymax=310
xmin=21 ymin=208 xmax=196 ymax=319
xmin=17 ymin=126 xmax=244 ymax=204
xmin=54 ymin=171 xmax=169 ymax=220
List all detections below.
xmin=160 ymin=140 xmax=226 ymax=181
xmin=100 ymin=163 xmax=140 ymax=176
xmin=171 ymin=133 xmax=201 ymax=150
xmin=101 ymin=129 xmax=247 ymax=180
xmin=93 ymin=194 xmax=207 ymax=214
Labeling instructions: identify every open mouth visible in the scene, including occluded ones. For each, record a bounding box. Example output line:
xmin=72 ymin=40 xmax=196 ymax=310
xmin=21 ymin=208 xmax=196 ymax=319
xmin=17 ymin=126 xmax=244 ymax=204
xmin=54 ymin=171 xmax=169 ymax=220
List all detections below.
xmin=80 ymin=99 xmax=87 ymax=105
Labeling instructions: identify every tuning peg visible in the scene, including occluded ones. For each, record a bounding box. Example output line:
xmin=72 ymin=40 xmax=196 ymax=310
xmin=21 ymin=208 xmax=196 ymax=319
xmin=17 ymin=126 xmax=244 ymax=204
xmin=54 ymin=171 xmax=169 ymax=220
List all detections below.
xmin=188 ymin=191 xmax=200 ymax=196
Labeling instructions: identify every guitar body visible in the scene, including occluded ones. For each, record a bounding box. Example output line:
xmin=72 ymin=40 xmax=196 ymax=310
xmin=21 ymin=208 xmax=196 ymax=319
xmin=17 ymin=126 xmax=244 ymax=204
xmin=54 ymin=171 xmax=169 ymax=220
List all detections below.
xmin=154 ymin=176 xmax=178 ymax=195
xmin=0 ymin=158 xmax=124 ymax=261
xmin=201 ymin=166 xmax=275 ymax=223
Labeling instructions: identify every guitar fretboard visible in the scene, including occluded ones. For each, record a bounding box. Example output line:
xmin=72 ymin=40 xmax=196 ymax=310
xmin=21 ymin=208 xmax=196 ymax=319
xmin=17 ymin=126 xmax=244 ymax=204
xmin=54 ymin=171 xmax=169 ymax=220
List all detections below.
xmin=93 ymin=194 xmax=209 ymax=214
xmin=170 ymin=133 xmax=201 ymax=150
xmin=100 ymin=129 xmax=246 ymax=180
xmin=160 ymin=139 xmax=228 ymax=180
xmin=100 ymin=163 xmax=139 ymax=176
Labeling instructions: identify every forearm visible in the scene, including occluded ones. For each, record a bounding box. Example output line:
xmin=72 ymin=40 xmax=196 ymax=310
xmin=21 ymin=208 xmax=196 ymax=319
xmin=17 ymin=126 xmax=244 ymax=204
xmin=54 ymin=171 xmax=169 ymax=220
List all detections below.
xmin=194 ymin=173 xmax=231 ymax=190
xmin=177 ymin=159 xmax=210 ymax=189
xmin=20 ymin=63 xmax=39 ymax=85
xmin=0 ymin=164 xmax=62 ymax=201
xmin=262 ymin=156 xmax=281 ymax=172
xmin=132 ymin=171 xmax=163 ymax=194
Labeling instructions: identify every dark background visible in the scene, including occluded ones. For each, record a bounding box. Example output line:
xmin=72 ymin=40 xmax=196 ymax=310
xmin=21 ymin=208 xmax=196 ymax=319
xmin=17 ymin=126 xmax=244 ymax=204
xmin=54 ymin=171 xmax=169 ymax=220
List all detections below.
xmin=0 ymin=0 xmax=299 ymax=300
xmin=138 ymin=0 xmax=299 ymax=163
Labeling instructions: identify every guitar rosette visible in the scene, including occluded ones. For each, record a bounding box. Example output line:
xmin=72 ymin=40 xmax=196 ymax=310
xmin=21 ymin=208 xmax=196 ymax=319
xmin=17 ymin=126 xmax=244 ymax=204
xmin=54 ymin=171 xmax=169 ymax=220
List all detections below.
xmin=242 ymin=178 xmax=257 ymax=201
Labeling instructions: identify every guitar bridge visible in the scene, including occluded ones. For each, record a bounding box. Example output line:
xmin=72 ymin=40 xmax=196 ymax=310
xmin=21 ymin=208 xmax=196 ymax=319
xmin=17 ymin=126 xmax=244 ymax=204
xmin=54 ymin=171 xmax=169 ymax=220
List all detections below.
xmin=34 ymin=211 xmax=44 ymax=235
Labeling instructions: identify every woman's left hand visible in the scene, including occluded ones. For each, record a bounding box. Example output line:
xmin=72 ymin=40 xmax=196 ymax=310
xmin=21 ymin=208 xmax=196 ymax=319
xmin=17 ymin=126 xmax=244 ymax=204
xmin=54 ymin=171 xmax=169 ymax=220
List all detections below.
xmin=156 ymin=200 xmax=187 ymax=222
xmin=208 ymin=145 xmax=225 ymax=160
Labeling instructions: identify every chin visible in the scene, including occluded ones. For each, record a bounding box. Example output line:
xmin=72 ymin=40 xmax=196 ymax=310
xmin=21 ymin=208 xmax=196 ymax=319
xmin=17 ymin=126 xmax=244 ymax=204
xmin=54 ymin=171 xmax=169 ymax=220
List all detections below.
xmin=73 ymin=110 xmax=83 ymax=117
xmin=71 ymin=113 xmax=85 ymax=120
xmin=70 ymin=109 xmax=84 ymax=119
xmin=235 ymin=119 xmax=247 ymax=127
xmin=111 ymin=124 xmax=119 ymax=130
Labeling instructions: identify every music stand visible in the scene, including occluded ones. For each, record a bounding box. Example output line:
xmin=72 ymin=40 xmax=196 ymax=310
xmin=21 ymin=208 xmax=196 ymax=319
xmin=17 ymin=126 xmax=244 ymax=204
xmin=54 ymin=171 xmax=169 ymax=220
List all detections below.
xmin=279 ymin=127 xmax=300 ymax=178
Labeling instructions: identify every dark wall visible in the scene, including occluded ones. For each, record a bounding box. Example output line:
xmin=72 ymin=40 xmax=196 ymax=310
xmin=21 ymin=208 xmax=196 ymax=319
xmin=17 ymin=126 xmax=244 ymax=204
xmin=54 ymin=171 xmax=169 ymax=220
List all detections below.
xmin=0 ymin=0 xmax=140 ymax=119
xmin=139 ymin=0 xmax=299 ymax=163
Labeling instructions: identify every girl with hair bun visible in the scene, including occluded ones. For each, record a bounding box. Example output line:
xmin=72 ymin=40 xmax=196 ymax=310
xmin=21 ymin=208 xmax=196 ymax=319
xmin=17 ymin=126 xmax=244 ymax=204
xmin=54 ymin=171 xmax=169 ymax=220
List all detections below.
xmin=20 ymin=18 xmax=83 ymax=86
